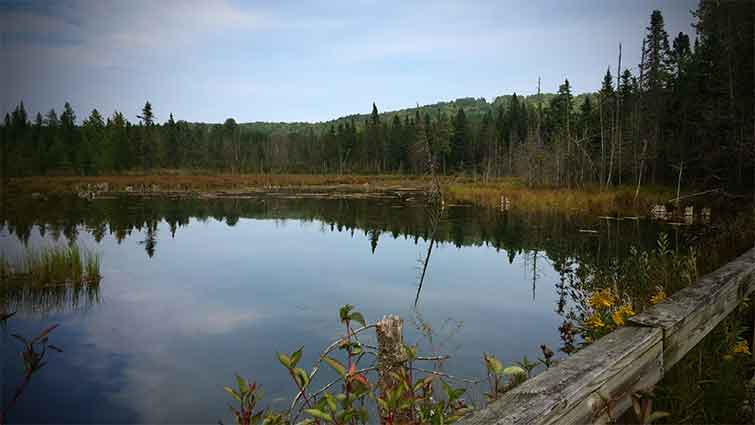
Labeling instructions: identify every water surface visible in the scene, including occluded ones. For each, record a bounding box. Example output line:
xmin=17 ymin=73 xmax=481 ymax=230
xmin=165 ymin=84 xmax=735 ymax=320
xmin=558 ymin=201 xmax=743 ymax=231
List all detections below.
xmin=1 ymin=196 xmax=676 ymax=423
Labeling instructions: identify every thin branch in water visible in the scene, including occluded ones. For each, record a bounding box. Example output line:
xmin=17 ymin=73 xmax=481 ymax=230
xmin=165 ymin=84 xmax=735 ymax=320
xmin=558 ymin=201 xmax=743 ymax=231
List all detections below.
xmin=410 ymin=367 xmax=481 ymax=385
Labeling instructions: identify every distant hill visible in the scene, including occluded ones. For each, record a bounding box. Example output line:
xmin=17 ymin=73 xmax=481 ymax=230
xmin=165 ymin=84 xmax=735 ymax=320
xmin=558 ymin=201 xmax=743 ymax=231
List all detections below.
xmin=235 ymin=92 xmax=594 ymax=135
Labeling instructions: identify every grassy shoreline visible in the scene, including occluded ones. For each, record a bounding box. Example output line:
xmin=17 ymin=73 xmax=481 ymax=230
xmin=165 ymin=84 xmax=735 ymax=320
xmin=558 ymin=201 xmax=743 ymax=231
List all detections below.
xmin=9 ymin=174 xmax=676 ymax=215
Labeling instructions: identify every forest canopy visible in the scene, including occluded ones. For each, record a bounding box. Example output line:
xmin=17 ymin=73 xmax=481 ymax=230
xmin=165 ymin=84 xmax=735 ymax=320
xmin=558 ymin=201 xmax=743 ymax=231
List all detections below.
xmin=2 ymin=1 xmax=753 ymax=191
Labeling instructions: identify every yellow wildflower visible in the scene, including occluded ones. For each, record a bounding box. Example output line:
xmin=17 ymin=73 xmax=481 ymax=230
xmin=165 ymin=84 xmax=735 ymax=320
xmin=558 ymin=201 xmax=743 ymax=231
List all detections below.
xmin=610 ymin=304 xmax=634 ymax=327
xmin=584 ymin=314 xmax=605 ymax=329
xmin=732 ymin=340 xmax=751 ymax=356
xmin=614 ymin=304 xmax=636 ymax=323
xmin=649 ymin=288 xmax=667 ymax=305
xmin=611 ymin=310 xmax=625 ymax=327
xmin=588 ymin=289 xmax=616 ymax=310
xmin=616 ymin=304 xmax=635 ymax=317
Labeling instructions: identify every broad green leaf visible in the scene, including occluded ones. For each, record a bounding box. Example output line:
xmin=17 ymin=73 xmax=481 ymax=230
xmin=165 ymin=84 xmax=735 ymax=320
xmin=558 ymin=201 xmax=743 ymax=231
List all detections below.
xmin=349 ymin=312 xmax=366 ymax=327
xmin=503 ymin=365 xmax=526 ymax=376
xmin=293 ymin=367 xmax=310 ymax=388
xmin=324 ymin=393 xmax=337 ymax=412
xmin=339 ymin=305 xmax=353 ymax=323
xmin=277 ymin=352 xmax=291 ymax=368
xmin=348 ymin=342 xmax=363 ymax=356
xmin=224 ymin=386 xmax=241 ymax=401
xmin=323 ymin=356 xmax=346 ymax=377
xmin=235 ymin=374 xmax=247 ymax=393
xmin=304 ymin=409 xmax=333 ymax=422
xmin=290 ymin=347 xmax=304 ymax=368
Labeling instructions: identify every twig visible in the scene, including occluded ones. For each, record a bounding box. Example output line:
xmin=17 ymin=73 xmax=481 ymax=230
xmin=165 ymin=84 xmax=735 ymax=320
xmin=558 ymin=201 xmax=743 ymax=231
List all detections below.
xmin=415 ymin=355 xmax=450 ymax=362
xmin=306 ymin=366 xmax=379 ymax=404
xmin=410 ymin=367 xmax=481 ymax=385
xmin=287 ymin=324 xmax=377 ymax=420
xmin=666 ymin=188 xmax=720 ymax=203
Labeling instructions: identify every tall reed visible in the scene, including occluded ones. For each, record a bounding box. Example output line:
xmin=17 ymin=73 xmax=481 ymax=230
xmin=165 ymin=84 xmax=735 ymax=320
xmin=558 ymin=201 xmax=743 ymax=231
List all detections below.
xmin=1 ymin=246 xmax=102 ymax=314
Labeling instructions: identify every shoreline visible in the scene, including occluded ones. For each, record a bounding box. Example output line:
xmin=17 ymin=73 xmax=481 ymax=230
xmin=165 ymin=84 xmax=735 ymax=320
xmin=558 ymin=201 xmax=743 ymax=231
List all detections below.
xmin=7 ymin=174 xmax=679 ymax=215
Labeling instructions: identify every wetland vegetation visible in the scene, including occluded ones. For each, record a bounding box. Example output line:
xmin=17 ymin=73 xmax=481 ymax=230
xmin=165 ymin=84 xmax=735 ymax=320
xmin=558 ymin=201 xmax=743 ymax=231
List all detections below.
xmin=2 ymin=0 xmax=755 ymax=423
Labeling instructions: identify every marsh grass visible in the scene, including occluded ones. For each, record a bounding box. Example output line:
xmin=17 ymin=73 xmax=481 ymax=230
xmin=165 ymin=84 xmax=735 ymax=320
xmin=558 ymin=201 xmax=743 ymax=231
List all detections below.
xmin=445 ymin=180 xmax=674 ymax=215
xmin=1 ymin=245 xmax=102 ymax=314
xmin=561 ymin=209 xmax=755 ymax=423
xmin=11 ymin=174 xmax=674 ymax=215
xmin=652 ymin=304 xmax=753 ymax=424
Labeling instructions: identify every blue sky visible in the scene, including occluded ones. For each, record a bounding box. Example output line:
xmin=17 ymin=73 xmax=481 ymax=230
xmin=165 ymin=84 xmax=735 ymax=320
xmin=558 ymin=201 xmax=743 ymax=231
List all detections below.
xmin=1 ymin=0 xmax=697 ymax=124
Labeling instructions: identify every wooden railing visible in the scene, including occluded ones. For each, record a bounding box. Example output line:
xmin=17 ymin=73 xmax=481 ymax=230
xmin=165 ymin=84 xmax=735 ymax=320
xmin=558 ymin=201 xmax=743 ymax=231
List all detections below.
xmin=458 ymin=247 xmax=755 ymax=425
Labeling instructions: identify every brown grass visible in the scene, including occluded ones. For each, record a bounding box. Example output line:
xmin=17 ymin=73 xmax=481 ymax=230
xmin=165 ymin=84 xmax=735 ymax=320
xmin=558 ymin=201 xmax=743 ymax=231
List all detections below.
xmin=9 ymin=173 xmax=430 ymax=194
xmin=445 ymin=179 xmax=674 ymax=215
xmin=9 ymin=173 xmax=673 ymax=215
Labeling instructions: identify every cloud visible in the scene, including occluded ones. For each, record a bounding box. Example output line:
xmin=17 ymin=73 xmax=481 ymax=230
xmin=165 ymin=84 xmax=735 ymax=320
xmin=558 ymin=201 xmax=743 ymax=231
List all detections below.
xmin=1 ymin=0 xmax=698 ymax=122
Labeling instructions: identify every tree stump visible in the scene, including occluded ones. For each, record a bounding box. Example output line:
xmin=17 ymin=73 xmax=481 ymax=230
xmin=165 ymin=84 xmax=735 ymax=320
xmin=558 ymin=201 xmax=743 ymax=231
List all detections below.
xmin=376 ymin=315 xmax=411 ymax=424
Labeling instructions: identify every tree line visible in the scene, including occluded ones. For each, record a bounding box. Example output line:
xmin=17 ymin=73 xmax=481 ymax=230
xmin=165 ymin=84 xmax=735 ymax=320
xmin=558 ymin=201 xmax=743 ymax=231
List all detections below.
xmin=2 ymin=1 xmax=753 ymax=191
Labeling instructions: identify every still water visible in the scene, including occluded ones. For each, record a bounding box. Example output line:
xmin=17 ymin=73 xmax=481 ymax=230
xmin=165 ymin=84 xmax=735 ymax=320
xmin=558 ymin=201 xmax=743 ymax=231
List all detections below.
xmin=1 ymin=195 xmax=674 ymax=423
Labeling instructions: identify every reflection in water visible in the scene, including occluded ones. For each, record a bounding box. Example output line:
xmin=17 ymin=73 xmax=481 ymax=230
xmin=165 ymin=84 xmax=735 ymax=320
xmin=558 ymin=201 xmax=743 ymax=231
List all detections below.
xmin=3 ymin=283 xmax=100 ymax=315
xmin=0 ymin=195 xmax=694 ymax=424
xmin=3 ymin=195 xmax=676 ymax=268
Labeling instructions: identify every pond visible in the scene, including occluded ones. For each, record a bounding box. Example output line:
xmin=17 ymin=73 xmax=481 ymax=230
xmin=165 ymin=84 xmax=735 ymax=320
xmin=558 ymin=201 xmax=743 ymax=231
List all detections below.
xmin=1 ymin=195 xmax=684 ymax=423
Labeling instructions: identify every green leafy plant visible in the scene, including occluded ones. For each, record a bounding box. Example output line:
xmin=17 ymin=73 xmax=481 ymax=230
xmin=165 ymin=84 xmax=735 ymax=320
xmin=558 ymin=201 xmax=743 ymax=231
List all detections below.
xmin=224 ymin=305 xmax=474 ymax=425
xmin=483 ymin=353 xmax=526 ymax=401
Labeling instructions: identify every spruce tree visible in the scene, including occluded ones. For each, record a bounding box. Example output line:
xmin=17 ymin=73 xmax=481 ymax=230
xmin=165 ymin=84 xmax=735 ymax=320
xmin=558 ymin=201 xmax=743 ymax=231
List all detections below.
xmin=137 ymin=101 xmax=155 ymax=170
xmin=60 ymin=102 xmax=77 ymax=172
xmin=451 ymin=108 xmax=469 ymax=170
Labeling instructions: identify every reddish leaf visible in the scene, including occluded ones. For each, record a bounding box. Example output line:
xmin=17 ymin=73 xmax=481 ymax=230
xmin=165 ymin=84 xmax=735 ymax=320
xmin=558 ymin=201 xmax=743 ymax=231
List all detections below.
xmin=351 ymin=373 xmax=369 ymax=386
xmin=32 ymin=324 xmax=59 ymax=343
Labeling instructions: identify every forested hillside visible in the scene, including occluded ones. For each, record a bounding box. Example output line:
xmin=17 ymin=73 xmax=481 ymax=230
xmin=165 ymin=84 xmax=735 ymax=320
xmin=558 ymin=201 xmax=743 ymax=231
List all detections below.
xmin=2 ymin=1 xmax=753 ymax=191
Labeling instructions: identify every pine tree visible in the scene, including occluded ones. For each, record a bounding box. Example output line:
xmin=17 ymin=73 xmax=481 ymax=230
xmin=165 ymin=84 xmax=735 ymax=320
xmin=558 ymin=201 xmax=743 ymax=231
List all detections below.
xmin=1 ymin=113 xmax=9 ymax=183
xmin=110 ymin=111 xmax=130 ymax=171
xmin=388 ymin=115 xmax=405 ymax=171
xmin=32 ymin=113 xmax=44 ymax=174
xmin=641 ymin=10 xmax=671 ymax=183
xmin=60 ymin=102 xmax=78 ymax=172
xmin=137 ymin=101 xmax=155 ymax=170
xmin=642 ymin=10 xmax=672 ymax=93
xmin=81 ymin=109 xmax=105 ymax=174
xmin=451 ymin=108 xmax=469 ymax=170
xmin=166 ymin=113 xmax=179 ymax=169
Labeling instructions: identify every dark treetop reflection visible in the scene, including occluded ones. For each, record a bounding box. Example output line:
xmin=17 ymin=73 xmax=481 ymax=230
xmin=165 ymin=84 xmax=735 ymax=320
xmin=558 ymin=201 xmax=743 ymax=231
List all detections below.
xmin=0 ymin=196 xmax=678 ymax=423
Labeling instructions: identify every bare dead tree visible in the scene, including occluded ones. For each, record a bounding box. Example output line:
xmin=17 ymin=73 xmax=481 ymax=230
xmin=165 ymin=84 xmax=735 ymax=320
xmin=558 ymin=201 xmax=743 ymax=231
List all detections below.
xmin=616 ymin=43 xmax=623 ymax=186
xmin=635 ymin=40 xmax=648 ymax=203
xmin=414 ymin=106 xmax=444 ymax=307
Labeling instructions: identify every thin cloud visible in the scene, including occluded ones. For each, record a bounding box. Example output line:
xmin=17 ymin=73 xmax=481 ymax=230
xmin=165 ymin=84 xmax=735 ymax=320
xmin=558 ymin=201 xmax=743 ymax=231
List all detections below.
xmin=2 ymin=0 xmax=698 ymax=122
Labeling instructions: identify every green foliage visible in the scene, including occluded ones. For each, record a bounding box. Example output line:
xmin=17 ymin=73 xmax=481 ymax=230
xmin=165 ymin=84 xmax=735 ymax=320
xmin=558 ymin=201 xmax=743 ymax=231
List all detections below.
xmin=4 ymin=0 xmax=754 ymax=191
xmin=560 ymin=233 xmax=697 ymax=348
xmin=225 ymin=305 xmax=472 ymax=425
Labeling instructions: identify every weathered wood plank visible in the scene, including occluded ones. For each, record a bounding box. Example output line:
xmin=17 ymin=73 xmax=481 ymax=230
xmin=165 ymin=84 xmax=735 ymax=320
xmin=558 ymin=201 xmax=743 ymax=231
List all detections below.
xmin=459 ymin=327 xmax=662 ymax=425
xmin=459 ymin=248 xmax=755 ymax=425
xmin=629 ymin=247 xmax=755 ymax=368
